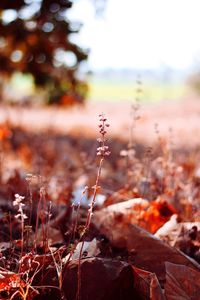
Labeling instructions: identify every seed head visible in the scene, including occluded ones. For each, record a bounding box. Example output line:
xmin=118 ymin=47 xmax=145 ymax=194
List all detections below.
xmin=97 ymin=114 xmax=110 ymax=158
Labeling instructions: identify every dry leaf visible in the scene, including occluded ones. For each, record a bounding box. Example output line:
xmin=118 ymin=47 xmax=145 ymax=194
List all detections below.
xmin=165 ymin=262 xmax=200 ymax=300
xmin=93 ymin=203 xmax=200 ymax=282
xmin=62 ymin=257 xmax=138 ymax=300
xmin=133 ymin=266 xmax=166 ymax=300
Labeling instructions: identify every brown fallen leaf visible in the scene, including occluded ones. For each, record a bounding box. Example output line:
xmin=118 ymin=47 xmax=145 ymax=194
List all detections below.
xmin=93 ymin=201 xmax=200 ymax=283
xmin=62 ymin=257 xmax=139 ymax=300
xmin=165 ymin=262 xmax=200 ymax=300
xmin=62 ymin=257 xmax=167 ymax=300
xmin=132 ymin=266 xmax=166 ymax=300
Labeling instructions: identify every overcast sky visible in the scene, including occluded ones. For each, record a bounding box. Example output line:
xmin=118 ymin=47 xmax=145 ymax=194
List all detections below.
xmin=68 ymin=0 xmax=200 ymax=71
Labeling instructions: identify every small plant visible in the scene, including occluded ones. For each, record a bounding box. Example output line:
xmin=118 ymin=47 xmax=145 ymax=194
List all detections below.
xmin=76 ymin=113 xmax=110 ymax=300
xmin=120 ymin=75 xmax=142 ymax=190
xmin=13 ymin=194 xmax=27 ymax=259
xmin=1 ymin=114 xmax=111 ymax=299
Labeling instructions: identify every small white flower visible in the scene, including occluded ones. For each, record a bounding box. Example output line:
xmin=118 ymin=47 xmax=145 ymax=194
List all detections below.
xmin=13 ymin=194 xmax=27 ymax=221
xmin=15 ymin=213 xmax=28 ymax=220
xmin=13 ymin=194 xmax=25 ymax=206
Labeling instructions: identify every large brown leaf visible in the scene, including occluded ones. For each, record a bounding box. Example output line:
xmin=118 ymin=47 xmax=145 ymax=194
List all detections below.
xmin=93 ymin=200 xmax=200 ymax=283
xmin=62 ymin=257 xmax=138 ymax=300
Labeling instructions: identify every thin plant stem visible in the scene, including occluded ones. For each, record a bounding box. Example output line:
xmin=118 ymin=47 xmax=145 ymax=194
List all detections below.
xmin=76 ymin=113 xmax=110 ymax=300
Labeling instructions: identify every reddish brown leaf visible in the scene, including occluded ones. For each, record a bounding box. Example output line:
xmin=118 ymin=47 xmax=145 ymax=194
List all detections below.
xmin=0 ymin=271 xmax=24 ymax=291
xmin=62 ymin=257 xmax=139 ymax=300
xmin=165 ymin=262 xmax=200 ymax=300
xmin=132 ymin=266 xmax=166 ymax=300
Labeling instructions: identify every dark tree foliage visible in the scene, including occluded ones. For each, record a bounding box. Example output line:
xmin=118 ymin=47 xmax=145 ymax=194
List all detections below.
xmin=0 ymin=0 xmax=88 ymax=105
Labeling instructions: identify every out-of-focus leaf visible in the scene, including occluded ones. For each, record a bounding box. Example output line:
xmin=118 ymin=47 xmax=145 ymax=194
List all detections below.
xmin=97 ymin=197 xmax=176 ymax=235
xmin=155 ymin=216 xmax=200 ymax=263
xmin=139 ymin=197 xmax=176 ymax=233
xmin=0 ymin=126 xmax=12 ymax=141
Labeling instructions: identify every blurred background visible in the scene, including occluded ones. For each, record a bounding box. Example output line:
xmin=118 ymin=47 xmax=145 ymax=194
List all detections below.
xmin=1 ymin=0 xmax=200 ymax=104
xmin=70 ymin=0 xmax=200 ymax=103
xmin=0 ymin=0 xmax=200 ymax=146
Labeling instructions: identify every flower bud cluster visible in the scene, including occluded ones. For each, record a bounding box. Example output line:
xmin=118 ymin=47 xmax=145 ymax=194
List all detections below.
xmin=13 ymin=194 xmax=27 ymax=220
xmin=97 ymin=114 xmax=111 ymax=157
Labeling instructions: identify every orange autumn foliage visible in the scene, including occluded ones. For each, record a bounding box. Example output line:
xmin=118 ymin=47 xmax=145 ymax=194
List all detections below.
xmin=139 ymin=198 xmax=176 ymax=233
xmin=0 ymin=272 xmax=25 ymax=291
xmin=0 ymin=126 xmax=11 ymax=141
xmin=60 ymin=94 xmax=78 ymax=106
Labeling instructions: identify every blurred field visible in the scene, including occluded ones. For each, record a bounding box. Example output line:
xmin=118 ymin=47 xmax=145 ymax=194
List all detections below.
xmin=6 ymin=72 xmax=191 ymax=104
xmin=89 ymin=77 xmax=189 ymax=102
xmin=1 ymin=97 xmax=200 ymax=148
xmin=1 ymin=72 xmax=199 ymax=148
